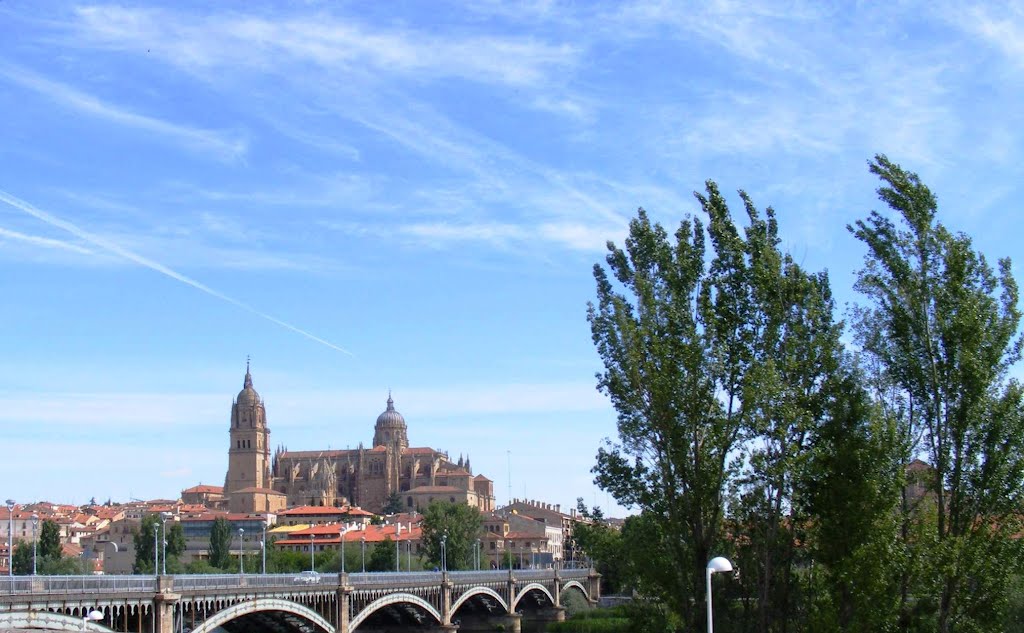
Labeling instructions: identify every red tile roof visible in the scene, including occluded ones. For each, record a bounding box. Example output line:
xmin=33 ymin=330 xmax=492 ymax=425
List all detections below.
xmin=183 ymin=484 xmax=224 ymax=494
xmin=275 ymin=523 xmax=422 ymax=546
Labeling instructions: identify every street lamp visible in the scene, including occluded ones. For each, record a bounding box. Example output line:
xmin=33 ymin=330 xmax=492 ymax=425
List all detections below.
xmin=261 ymin=519 xmax=268 ymax=575
xmin=81 ymin=608 xmax=103 ymax=630
xmin=440 ymin=534 xmax=447 ymax=572
xmin=360 ymin=535 xmax=366 ymax=573
xmin=706 ymin=556 xmax=734 ymax=633
xmin=160 ymin=513 xmax=171 ymax=576
xmin=238 ymin=528 xmax=244 ymax=575
xmin=31 ymin=514 xmax=38 ymax=576
xmin=476 ymin=538 xmax=481 ymax=570
xmin=5 ymin=499 xmax=14 ymax=578
xmin=309 ymin=533 xmax=315 ymax=572
xmin=152 ymin=523 xmax=159 ymax=576
xmin=340 ymin=526 xmax=349 ymax=574
xmin=395 ymin=523 xmax=402 ymax=572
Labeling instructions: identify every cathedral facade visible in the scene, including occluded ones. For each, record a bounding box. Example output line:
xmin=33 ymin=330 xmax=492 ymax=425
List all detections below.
xmin=224 ymin=365 xmax=495 ymax=515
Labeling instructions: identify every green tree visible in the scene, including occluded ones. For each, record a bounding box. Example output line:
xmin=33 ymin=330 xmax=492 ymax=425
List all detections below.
xmin=184 ymin=558 xmax=222 ymax=574
xmin=166 ymin=522 xmax=186 ymax=562
xmin=38 ymin=555 xmax=90 ymax=575
xmin=132 ymin=514 xmax=160 ymax=574
xmin=850 ymin=155 xmax=1024 ymax=632
xmin=587 ymin=192 xmax=782 ymax=629
xmin=382 ymin=492 xmax=405 ymax=515
xmin=801 ymin=364 xmax=903 ymax=632
xmin=419 ymin=501 xmax=483 ymax=571
xmin=209 ymin=517 xmax=233 ymax=570
xmin=367 ymin=537 xmax=395 ymax=571
xmin=720 ymin=191 xmax=846 ymax=633
xmin=11 ymin=540 xmax=32 ymax=575
xmin=39 ymin=519 xmax=61 ymax=560
xmin=570 ymin=500 xmax=627 ymax=595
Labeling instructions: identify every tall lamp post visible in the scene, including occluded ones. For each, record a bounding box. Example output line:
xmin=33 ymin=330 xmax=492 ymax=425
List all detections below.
xmin=475 ymin=538 xmax=481 ymax=570
xmin=238 ymin=528 xmax=244 ymax=575
xmin=395 ymin=523 xmax=402 ymax=572
xmin=440 ymin=534 xmax=447 ymax=572
xmin=706 ymin=557 xmax=734 ymax=633
xmin=309 ymin=533 xmax=315 ymax=572
xmin=360 ymin=536 xmax=366 ymax=573
xmin=5 ymin=499 xmax=14 ymax=577
xmin=261 ymin=519 xmax=268 ymax=575
xmin=160 ymin=513 xmax=171 ymax=576
xmin=152 ymin=523 xmax=159 ymax=576
xmin=340 ymin=526 xmax=349 ymax=574
xmin=31 ymin=514 xmax=38 ymax=576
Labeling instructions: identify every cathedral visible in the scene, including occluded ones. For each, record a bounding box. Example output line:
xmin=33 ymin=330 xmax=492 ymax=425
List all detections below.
xmin=223 ymin=363 xmax=496 ymax=515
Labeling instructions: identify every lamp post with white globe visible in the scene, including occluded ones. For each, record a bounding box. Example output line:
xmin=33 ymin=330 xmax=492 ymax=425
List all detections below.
xmin=81 ymin=609 xmax=103 ymax=630
xmin=5 ymin=499 xmax=14 ymax=578
xmin=706 ymin=556 xmax=734 ymax=633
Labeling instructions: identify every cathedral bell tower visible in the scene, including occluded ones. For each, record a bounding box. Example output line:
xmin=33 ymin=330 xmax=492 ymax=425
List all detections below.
xmin=225 ymin=360 xmax=271 ymax=496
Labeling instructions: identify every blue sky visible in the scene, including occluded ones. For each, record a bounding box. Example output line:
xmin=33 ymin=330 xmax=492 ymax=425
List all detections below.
xmin=1 ymin=1 xmax=1022 ymax=515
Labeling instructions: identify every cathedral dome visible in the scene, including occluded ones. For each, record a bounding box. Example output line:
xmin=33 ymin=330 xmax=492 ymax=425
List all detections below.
xmin=373 ymin=392 xmax=408 ymax=449
xmin=236 ymin=362 xmax=261 ymax=407
xmin=376 ymin=394 xmax=405 ymax=426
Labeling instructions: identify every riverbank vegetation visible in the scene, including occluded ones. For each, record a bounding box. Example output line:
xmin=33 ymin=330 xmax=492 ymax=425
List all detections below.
xmin=581 ymin=155 xmax=1024 ymax=633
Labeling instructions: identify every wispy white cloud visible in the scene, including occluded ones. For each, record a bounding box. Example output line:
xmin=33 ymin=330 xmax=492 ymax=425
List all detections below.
xmin=0 ymin=63 xmax=247 ymax=161
xmin=71 ymin=5 xmax=579 ymax=88
xmin=0 ymin=189 xmax=353 ymax=355
xmin=0 ymin=226 xmax=93 ymax=255
xmin=956 ymin=3 xmax=1024 ymax=64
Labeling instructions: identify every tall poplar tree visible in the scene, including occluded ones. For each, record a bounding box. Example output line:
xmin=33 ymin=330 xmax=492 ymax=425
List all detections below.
xmin=209 ymin=517 xmax=233 ymax=570
xmin=588 ymin=184 xmax=771 ymax=629
xmin=850 ymin=154 xmax=1024 ymax=632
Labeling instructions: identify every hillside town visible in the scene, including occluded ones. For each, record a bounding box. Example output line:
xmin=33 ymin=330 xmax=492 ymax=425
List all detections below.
xmin=1 ymin=365 xmax=596 ymax=575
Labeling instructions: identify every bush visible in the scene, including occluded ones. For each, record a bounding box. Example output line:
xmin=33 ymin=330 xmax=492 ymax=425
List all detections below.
xmin=548 ymin=617 xmax=630 ymax=633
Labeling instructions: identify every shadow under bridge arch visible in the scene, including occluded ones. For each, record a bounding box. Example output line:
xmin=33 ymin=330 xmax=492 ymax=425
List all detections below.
xmin=511 ymin=582 xmax=556 ymax=612
xmin=350 ymin=592 xmax=443 ymax=631
xmin=451 ymin=586 xmax=511 ymax=616
xmin=190 ymin=597 xmax=334 ymax=633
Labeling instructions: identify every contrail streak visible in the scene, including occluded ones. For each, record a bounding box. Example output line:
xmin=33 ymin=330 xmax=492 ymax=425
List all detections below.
xmin=0 ymin=189 xmax=354 ymax=357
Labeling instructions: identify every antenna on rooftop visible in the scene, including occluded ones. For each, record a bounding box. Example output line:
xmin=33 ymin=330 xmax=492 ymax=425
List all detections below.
xmin=506 ymin=450 xmax=512 ymax=510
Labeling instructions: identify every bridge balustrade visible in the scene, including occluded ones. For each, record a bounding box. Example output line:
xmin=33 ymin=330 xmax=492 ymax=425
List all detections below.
xmin=347 ymin=570 xmax=442 ymax=585
xmin=0 ymin=574 xmax=157 ymax=595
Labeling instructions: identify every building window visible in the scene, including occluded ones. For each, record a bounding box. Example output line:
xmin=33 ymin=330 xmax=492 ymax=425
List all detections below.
xmin=490 ymin=542 xmax=496 ymax=550
xmin=407 ymin=497 xmax=414 ymax=507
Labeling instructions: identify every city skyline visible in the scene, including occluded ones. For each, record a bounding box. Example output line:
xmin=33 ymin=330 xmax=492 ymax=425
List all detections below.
xmin=2 ymin=2 xmax=1023 ymax=515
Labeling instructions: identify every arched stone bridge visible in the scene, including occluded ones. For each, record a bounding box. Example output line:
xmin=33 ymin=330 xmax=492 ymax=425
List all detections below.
xmin=0 ymin=568 xmax=599 ymax=633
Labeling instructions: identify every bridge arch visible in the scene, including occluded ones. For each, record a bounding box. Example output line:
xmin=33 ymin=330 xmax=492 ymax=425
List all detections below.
xmin=562 ymin=580 xmax=591 ymax=602
xmin=511 ymin=582 xmax=555 ymax=611
xmin=0 ymin=611 xmax=113 ymax=632
xmin=450 ymin=586 xmax=510 ymax=614
xmin=349 ymin=592 xmax=442 ymax=631
xmin=191 ymin=597 xmax=334 ymax=633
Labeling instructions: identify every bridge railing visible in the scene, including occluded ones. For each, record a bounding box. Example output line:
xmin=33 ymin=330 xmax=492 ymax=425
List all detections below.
xmin=447 ymin=570 xmax=508 ymax=583
xmin=0 ymin=575 xmax=157 ymax=595
xmin=0 ymin=568 xmax=592 ymax=596
xmin=348 ymin=571 xmax=442 ymax=585
xmin=559 ymin=568 xmax=591 ymax=580
xmin=172 ymin=573 xmax=342 ymax=590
